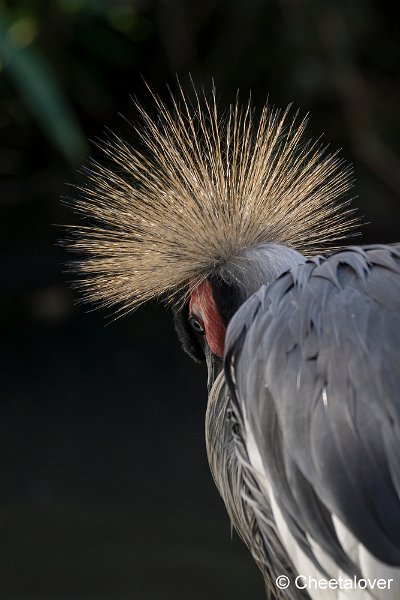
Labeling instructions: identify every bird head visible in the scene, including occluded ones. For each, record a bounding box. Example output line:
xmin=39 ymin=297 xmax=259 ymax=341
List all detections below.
xmin=68 ymin=85 xmax=357 ymax=389
xmin=173 ymin=242 xmax=305 ymax=390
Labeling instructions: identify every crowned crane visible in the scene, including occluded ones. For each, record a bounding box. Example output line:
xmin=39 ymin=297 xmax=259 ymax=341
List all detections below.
xmin=69 ymin=87 xmax=400 ymax=599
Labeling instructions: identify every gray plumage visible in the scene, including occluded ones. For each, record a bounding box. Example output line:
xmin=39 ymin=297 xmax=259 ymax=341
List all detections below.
xmin=207 ymin=371 xmax=310 ymax=599
xmin=209 ymin=244 xmax=400 ymax=597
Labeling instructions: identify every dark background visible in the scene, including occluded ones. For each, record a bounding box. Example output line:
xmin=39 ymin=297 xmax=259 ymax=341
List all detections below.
xmin=1 ymin=1 xmax=399 ymax=599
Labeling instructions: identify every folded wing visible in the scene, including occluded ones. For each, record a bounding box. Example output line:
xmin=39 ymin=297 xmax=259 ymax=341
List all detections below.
xmin=225 ymin=245 xmax=400 ymax=596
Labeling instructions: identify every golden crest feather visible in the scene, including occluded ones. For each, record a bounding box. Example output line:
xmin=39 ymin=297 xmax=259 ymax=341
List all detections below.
xmin=68 ymin=85 xmax=358 ymax=314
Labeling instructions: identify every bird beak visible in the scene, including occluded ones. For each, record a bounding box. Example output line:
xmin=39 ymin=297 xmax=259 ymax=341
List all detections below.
xmin=205 ymin=343 xmax=224 ymax=393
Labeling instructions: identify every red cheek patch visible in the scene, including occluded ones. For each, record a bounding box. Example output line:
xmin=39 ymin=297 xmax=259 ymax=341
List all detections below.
xmin=189 ymin=280 xmax=226 ymax=358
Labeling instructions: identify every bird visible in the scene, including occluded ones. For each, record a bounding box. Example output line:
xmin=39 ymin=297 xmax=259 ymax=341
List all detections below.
xmin=68 ymin=85 xmax=400 ymax=599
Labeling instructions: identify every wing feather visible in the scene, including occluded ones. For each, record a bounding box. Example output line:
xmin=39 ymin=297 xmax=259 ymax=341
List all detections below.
xmin=225 ymin=245 xmax=400 ymax=582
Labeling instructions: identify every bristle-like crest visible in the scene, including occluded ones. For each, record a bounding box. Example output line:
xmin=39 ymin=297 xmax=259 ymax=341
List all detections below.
xmin=68 ymin=85 xmax=358 ymax=314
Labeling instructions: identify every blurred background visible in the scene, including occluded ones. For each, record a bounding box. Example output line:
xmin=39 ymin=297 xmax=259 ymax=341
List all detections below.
xmin=1 ymin=1 xmax=399 ymax=599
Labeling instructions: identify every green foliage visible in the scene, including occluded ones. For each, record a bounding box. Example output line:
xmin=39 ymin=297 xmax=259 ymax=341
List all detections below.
xmin=0 ymin=0 xmax=148 ymax=165
xmin=0 ymin=17 xmax=88 ymax=164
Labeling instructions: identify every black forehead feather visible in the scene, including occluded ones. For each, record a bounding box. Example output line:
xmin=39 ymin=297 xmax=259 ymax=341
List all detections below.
xmin=208 ymin=274 xmax=244 ymax=326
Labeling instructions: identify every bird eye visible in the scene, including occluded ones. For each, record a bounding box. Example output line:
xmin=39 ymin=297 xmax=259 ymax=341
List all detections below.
xmin=189 ymin=315 xmax=205 ymax=334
